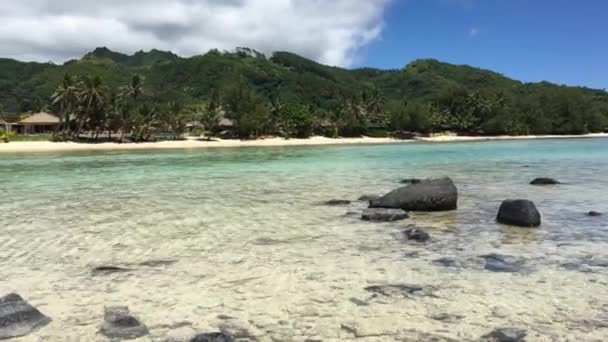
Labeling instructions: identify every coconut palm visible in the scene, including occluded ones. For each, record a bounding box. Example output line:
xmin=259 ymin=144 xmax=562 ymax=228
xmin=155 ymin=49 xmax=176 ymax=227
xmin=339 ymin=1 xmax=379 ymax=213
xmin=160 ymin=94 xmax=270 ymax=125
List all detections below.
xmin=51 ymin=74 xmax=80 ymax=133
xmin=75 ymin=76 xmax=106 ymax=138
xmin=119 ymin=75 xmax=145 ymax=103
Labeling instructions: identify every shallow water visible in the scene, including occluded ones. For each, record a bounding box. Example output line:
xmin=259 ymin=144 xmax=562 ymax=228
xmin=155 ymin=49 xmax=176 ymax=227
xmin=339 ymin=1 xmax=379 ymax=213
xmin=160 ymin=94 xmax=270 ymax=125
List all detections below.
xmin=1 ymin=138 xmax=608 ymax=341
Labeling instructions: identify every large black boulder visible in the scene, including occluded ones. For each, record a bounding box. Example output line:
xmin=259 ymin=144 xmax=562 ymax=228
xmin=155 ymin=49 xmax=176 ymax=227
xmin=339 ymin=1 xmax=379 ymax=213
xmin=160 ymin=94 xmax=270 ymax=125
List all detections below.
xmin=496 ymin=199 xmax=541 ymax=227
xmin=361 ymin=208 xmax=409 ymax=222
xmin=99 ymin=306 xmax=148 ymax=340
xmin=370 ymin=178 xmax=458 ymax=211
xmin=0 ymin=293 xmax=51 ymax=340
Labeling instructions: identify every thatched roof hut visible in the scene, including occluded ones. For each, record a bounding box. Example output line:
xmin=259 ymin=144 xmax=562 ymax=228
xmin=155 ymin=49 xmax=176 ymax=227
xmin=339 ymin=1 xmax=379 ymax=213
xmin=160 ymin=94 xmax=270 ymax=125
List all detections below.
xmin=19 ymin=112 xmax=60 ymax=125
xmin=14 ymin=112 xmax=60 ymax=134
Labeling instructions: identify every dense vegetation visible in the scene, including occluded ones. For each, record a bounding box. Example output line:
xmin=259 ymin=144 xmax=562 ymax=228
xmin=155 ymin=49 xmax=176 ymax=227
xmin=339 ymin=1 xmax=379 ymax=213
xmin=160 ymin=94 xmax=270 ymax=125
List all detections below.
xmin=1 ymin=47 xmax=607 ymax=140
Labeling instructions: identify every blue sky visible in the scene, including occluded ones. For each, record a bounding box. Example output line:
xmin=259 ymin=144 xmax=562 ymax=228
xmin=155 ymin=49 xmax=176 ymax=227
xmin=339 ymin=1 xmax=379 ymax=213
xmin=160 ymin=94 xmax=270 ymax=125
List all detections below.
xmin=358 ymin=0 xmax=608 ymax=89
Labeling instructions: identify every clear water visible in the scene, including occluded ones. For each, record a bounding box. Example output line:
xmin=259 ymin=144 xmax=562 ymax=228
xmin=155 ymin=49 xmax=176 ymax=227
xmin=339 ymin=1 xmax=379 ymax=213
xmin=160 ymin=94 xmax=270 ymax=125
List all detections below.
xmin=1 ymin=139 xmax=608 ymax=341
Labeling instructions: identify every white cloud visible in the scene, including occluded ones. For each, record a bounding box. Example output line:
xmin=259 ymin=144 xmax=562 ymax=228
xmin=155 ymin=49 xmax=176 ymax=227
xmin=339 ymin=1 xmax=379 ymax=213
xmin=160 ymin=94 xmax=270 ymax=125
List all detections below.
xmin=0 ymin=0 xmax=391 ymax=67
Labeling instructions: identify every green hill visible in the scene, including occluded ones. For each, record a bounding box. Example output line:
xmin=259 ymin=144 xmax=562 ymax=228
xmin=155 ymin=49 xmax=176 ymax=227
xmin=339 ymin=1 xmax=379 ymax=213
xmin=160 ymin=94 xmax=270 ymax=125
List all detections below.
xmin=1 ymin=47 xmax=606 ymax=135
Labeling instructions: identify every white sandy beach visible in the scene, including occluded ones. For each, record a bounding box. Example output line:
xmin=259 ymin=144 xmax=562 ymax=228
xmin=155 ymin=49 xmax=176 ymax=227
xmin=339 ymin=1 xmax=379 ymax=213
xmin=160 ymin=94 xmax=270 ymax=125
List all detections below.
xmin=0 ymin=133 xmax=607 ymax=153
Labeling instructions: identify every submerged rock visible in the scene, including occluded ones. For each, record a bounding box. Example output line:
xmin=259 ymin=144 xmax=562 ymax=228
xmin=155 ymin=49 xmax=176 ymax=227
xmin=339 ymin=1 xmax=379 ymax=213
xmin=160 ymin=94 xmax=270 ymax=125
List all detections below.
xmin=496 ymin=199 xmax=541 ymax=227
xmin=588 ymin=211 xmax=603 ymax=217
xmin=92 ymin=265 xmax=132 ymax=276
xmin=481 ymin=327 xmax=527 ymax=342
xmin=399 ymin=178 xmax=422 ymax=184
xmin=0 ymin=293 xmax=51 ymax=340
xmin=370 ymin=177 xmax=458 ymax=211
xmin=323 ymin=199 xmax=352 ymax=206
xmin=191 ymin=332 xmax=235 ymax=342
xmin=364 ymin=284 xmax=432 ymax=298
xmin=403 ymin=228 xmax=430 ymax=243
xmin=433 ymin=257 xmax=460 ymax=268
xmin=480 ymin=254 xmax=523 ymax=273
xmin=361 ymin=208 xmax=409 ymax=222
xmin=358 ymin=195 xmax=380 ymax=202
xmin=99 ymin=306 xmax=148 ymax=340
xmin=530 ymin=177 xmax=560 ymax=185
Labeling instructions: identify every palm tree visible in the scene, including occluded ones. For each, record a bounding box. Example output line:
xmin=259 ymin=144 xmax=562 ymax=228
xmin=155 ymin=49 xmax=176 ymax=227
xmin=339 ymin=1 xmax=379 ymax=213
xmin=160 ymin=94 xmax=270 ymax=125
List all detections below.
xmin=75 ymin=76 xmax=106 ymax=138
xmin=132 ymin=104 xmax=159 ymax=141
xmin=119 ymin=75 xmax=145 ymax=103
xmin=51 ymin=74 xmax=80 ymax=133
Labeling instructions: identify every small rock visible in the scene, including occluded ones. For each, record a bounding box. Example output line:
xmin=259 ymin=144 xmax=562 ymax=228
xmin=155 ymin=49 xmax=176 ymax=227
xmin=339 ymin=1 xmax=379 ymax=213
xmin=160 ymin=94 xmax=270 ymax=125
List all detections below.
xmin=530 ymin=177 xmax=560 ymax=185
xmin=99 ymin=306 xmax=148 ymax=340
xmin=480 ymin=254 xmax=523 ymax=273
xmin=433 ymin=257 xmax=459 ymax=268
xmin=430 ymin=313 xmax=464 ymax=322
xmin=0 ymin=293 xmax=51 ymax=340
xmin=349 ymin=298 xmax=369 ymax=306
xmin=399 ymin=178 xmax=422 ymax=184
xmin=92 ymin=265 xmax=132 ymax=276
xmin=191 ymin=332 xmax=235 ymax=342
xmin=364 ymin=284 xmax=429 ymax=298
xmin=361 ymin=208 xmax=409 ymax=222
xmin=481 ymin=327 xmax=527 ymax=342
xmin=588 ymin=211 xmax=603 ymax=217
xmin=403 ymin=228 xmax=430 ymax=243
xmin=496 ymin=199 xmax=541 ymax=227
xmin=358 ymin=195 xmax=380 ymax=202
xmin=323 ymin=199 xmax=351 ymax=206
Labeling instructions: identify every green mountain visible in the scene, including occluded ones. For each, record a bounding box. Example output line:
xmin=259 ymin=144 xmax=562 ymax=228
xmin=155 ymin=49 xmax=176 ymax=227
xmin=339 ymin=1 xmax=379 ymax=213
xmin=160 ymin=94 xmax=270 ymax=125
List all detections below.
xmin=1 ymin=47 xmax=606 ymax=135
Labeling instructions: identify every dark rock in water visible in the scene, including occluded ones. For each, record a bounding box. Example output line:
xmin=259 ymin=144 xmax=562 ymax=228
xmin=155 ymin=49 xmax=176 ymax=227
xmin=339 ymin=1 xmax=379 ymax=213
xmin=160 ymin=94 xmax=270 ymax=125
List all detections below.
xmin=480 ymin=254 xmax=523 ymax=273
xmin=481 ymin=327 xmax=527 ymax=342
xmin=430 ymin=313 xmax=464 ymax=322
xmin=99 ymin=306 xmax=148 ymax=340
xmin=357 ymin=195 xmax=380 ymax=202
xmin=349 ymin=298 xmax=369 ymax=306
xmin=530 ymin=177 xmax=560 ymax=185
xmin=0 ymin=293 xmax=51 ymax=340
xmin=403 ymin=228 xmax=430 ymax=243
xmin=344 ymin=211 xmax=360 ymax=218
xmin=364 ymin=284 xmax=429 ymax=298
xmin=361 ymin=208 xmax=409 ymax=222
xmin=399 ymin=178 xmax=422 ymax=184
xmin=92 ymin=265 xmax=132 ymax=276
xmin=139 ymin=259 xmax=178 ymax=267
xmin=433 ymin=257 xmax=459 ymax=268
xmin=370 ymin=177 xmax=458 ymax=212
xmin=191 ymin=332 xmax=235 ymax=342
xmin=561 ymin=262 xmax=594 ymax=273
xmin=588 ymin=211 xmax=603 ymax=217
xmin=496 ymin=199 xmax=541 ymax=227
xmin=324 ymin=199 xmax=352 ymax=206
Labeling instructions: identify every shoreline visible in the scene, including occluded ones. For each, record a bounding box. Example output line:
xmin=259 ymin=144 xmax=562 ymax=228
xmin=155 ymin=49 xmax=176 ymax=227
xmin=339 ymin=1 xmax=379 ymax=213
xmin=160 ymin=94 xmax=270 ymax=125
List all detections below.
xmin=0 ymin=133 xmax=607 ymax=153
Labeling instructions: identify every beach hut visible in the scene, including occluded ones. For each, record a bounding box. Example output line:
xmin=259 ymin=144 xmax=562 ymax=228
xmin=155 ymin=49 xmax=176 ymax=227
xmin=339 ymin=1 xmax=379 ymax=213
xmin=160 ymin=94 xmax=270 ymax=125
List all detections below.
xmin=14 ymin=112 xmax=60 ymax=134
xmin=0 ymin=119 xmax=10 ymax=133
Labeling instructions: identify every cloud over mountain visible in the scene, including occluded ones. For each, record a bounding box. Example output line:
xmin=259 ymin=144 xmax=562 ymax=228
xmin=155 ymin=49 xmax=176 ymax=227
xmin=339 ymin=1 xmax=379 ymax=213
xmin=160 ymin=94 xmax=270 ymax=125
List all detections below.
xmin=0 ymin=0 xmax=391 ymax=66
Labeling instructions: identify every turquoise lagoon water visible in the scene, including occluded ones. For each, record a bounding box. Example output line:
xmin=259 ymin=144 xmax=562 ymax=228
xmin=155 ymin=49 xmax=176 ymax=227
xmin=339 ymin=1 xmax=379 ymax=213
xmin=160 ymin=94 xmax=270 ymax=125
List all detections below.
xmin=1 ymin=138 xmax=608 ymax=341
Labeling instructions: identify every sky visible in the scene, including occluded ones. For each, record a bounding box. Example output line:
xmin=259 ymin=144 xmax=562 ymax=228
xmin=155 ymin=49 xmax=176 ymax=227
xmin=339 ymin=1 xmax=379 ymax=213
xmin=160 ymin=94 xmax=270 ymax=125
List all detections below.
xmin=0 ymin=0 xmax=606 ymax=89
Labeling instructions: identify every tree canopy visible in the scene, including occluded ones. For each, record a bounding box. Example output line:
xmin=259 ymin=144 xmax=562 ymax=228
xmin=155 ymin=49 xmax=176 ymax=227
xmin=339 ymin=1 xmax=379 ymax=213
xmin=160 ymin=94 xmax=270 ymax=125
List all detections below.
xmin=1 ymin=47 xmax=606 ymax=137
